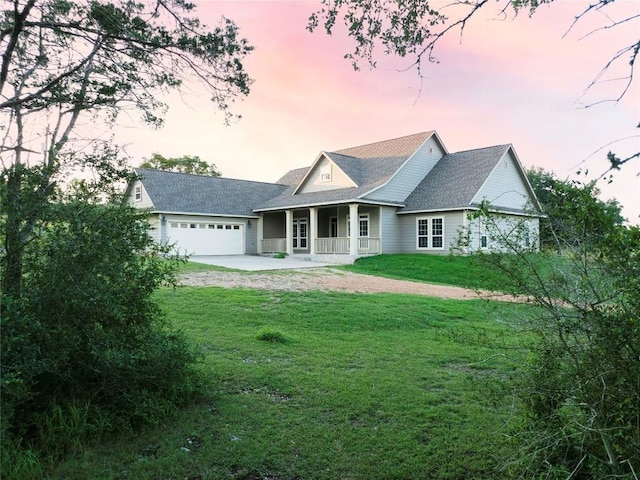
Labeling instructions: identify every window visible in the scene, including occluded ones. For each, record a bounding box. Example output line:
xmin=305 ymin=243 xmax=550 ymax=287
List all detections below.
xmin=359 ymin=214 xmax=369 ymax=238
xmin=134 ymin=185 xmax=142 ymax=201
xmin=416 ymin=217 xmax=445 ymax=250
xmin=217 ymin=225 xmax=223 ymax=229
xmin=233 ymin=225 xmax=240 ymax=230
xmin=225 ymin=225 xmax=232 ymax=230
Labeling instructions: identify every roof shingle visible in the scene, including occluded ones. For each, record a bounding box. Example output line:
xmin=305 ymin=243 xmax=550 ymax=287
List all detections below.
xmin=135 ymin=168 xmax=287 ymax=217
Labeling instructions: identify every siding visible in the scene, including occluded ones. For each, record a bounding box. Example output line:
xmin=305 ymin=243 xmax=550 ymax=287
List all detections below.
xmin=397 ymin=211 xmax=466 ymax=254
xmin=297 ymin=155 xmax=356 ymax=194
xmin=380 ymin=206 xmax=401 ymax=253
xmin=126 ymin=180 xmax=155 ymax=209
xmin=367 ymin=136 xmax=445 ymax=203
xmin=466 ymin=214 xmax=540 ymax=252
xmin=472 ymin=150 xmax=533 ymax=212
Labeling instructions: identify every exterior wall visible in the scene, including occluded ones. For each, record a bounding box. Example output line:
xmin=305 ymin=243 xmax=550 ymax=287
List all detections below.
xmin=297 ymin=156 xmax=356 ymax=194
xmin=472 ymin=150 xmax=534 ymax=212
xmin=380 ymin=206 xmax=401 ymax=253
xmin=367 ymin=136 xmax=445 ymax=203
xmin=466 ymin=214 xmax=540 ymax=252
xmin=397 ymin=211 xmax=466 ymax=254
xmin=126 ymin=180 xmax=154 ymax=209
xmin=263 ymin=212 xmax=285 ymax=238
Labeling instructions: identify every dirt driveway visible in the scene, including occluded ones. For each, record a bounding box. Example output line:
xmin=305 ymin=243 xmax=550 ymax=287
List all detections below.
xmin=179 ymin=267 xmax=520 ymax=302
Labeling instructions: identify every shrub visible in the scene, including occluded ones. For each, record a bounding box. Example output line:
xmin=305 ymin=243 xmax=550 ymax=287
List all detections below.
xmin=256 ymin=327 xmax=288 ymax=343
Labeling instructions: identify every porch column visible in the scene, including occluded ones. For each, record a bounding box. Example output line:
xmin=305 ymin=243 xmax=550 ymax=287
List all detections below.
xmin=257 ymin=215 xmax=263 ymax=254
xmin=285 ymin=209 xmax=293 ymax=255
xmin=349 ymin=203 xmax=358 ymax=256
xmin=309 ymin=207 xmax=317 ymax=255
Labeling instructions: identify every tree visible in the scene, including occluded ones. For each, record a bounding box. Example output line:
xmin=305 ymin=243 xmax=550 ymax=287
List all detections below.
xmin=526 ymin=167 xmax=625 ymax=251
xmin=460 ymin=198 xmax=639 ymax=478
xmin=1 ymin=0 xmax=252 ymax=473
xmin=308 ymin=0 xmax=639 ymax=172
xmin=140 ymin=152 xmax=221 ymax=176
xmin=1 ymin=0 xmax=252 ymax=298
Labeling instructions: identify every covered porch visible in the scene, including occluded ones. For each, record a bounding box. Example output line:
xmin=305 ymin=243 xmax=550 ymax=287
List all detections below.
xmin=259 ymin=203 xmax=381 ymax=258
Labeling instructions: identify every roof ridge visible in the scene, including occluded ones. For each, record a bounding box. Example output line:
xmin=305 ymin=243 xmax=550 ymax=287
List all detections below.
xmin=333 ymin=131 xmax=434 ymax=155
xmin=135 ymin=167 xmax=279 ymax=187
xmin=449 ymin=144 xmax=510 ymax=155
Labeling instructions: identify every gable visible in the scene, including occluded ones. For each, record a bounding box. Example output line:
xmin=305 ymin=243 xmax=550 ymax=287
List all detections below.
xmin=472 ymin=148 xmax=539 ymax=213
xmin=125 ymin=179 xmax=155 ymax=209
xmin=295 ymin=153 xmax=357 ymax=194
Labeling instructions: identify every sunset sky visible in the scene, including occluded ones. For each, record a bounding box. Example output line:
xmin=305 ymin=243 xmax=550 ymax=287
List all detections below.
xmin=119 ymin=0 xmax=640 ymax=223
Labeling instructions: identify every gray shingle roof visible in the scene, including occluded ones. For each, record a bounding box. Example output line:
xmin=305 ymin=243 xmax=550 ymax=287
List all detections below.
xmin=275 ymin=167 xmax=308 ymax=186
xmin=135 ymin=168 xmax=287 ymax=217
xmin=400 ymin=145 xmax=511 ymax=212
xmin=258 ymin=132 xmax=434 ymax=210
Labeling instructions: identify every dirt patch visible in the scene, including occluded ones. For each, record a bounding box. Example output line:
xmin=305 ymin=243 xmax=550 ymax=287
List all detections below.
xmin=178 ymin=268 xmax=522 ymax=302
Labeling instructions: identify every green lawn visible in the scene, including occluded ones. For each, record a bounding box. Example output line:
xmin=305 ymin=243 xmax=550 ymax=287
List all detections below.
xmin=51 ymin=285 xmax=534 ymax=480
xmin=342 ymin=254 xmax=511 ymax=292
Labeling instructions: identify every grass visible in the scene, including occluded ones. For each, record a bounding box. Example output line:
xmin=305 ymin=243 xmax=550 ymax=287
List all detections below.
xmin=50 ymin=285 xmax=535 ymax=480
xmin=341 ymin=254 xmax=509 ymax=291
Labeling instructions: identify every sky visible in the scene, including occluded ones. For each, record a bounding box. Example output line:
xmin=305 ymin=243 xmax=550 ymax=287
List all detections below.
xmin=118 ymin=0 xmax=640 ymax=223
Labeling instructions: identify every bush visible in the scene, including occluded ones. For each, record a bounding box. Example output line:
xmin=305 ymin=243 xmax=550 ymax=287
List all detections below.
xmin=1 ymin=200 xmax=197 ymax=473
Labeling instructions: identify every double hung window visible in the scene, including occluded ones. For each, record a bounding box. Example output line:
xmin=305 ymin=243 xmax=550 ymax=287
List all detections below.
xmin=417 ymin=217 xmax=445 ymax=250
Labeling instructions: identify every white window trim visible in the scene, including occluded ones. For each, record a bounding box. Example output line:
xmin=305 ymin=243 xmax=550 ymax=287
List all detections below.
xmin=134 ymin=185 xmax=142 ymax=201
xmin=359 ymin=213 xmax=370 ymax=238
xmin=416 ymin=216 xmax=445 ymax=250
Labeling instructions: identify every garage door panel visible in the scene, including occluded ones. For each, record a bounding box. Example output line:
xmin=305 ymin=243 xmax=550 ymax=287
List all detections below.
xmin=167 ymin=221 xmax=244 ymax=255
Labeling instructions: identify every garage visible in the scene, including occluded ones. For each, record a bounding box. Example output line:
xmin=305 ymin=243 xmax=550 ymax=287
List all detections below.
xmin=167 ymin=221 xmax=244 ymax=255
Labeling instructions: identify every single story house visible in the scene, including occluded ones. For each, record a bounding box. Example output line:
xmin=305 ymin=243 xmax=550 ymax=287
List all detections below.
xmin=126 ymin=131 xmax=541 ymax=262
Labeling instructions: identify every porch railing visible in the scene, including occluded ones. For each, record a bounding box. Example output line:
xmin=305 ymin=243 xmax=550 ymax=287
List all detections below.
xmin=261 ymin=238 xmax=286 ymax=253
xmin=262 ymin=237 xmax=380 ymax=255
xmin=358 ymin=237 xmax=380 ymax=253
xmin=316 ymin=237 xmax=350 ymax=254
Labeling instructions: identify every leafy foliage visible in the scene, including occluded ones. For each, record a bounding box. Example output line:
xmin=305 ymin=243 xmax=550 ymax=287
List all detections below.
xmin=526 ymin=167 xmax=625 ymax=251
xmin=140 ymin=152 xmax=221 ymax=176
xmin=466 ymin=199 xmax=640 ymax=478
xmin=1 ymin=178 xmax=197 ymax=472
xmin=308 ymin=0 xmax=639 ymax=172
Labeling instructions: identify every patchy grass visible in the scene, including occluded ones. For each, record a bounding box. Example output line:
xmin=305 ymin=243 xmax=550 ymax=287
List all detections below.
xmin=50 ymin=286 xmax=534 ymax=479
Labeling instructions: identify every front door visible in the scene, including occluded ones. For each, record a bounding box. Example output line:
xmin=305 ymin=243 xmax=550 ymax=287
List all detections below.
xmin=293 ymin=218 xmax=308 ymax=250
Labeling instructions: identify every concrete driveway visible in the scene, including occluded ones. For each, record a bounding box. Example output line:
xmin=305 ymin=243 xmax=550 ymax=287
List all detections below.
xmin=189 ymin=255 xmax=333 ymax=271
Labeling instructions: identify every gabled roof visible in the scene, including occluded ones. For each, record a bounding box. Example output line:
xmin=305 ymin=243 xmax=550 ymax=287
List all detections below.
xmin=400 ymin=144 xmax=512 ymax=212
xmin=134 ymin=168 xmax=287 ymax=217
xmin=258 ymin=132 xmax=436 ymax=210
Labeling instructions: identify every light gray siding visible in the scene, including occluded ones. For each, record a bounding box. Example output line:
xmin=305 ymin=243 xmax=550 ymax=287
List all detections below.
xmin=380 ymin=206 xmax=401 ymax=253
xmin=397 ymin=211 xmax=466 ymax=254
xmin=126 ymin=180 xmax=155 ymax=209
xmin=366 ymin=136 xmax=445 ymax=203
xmin=467 ymin=214 xmax=540 ymax=252
xmin=472 ymin=150 xmax=533 ymax=212
xmin=296 ymin=155 xmax=356 ymax=193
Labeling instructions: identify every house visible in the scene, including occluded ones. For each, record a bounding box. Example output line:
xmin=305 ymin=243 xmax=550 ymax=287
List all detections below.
xmin=126 ymin=131 xmax=541 ymax=262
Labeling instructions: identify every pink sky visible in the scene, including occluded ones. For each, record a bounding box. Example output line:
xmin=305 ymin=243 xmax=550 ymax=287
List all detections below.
xmin=119 ymin=0 xmax=640 ymax=223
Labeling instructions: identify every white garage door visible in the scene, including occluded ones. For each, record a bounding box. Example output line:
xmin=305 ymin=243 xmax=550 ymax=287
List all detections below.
xmin=167 ymin=221 xmax=244 ymax=255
